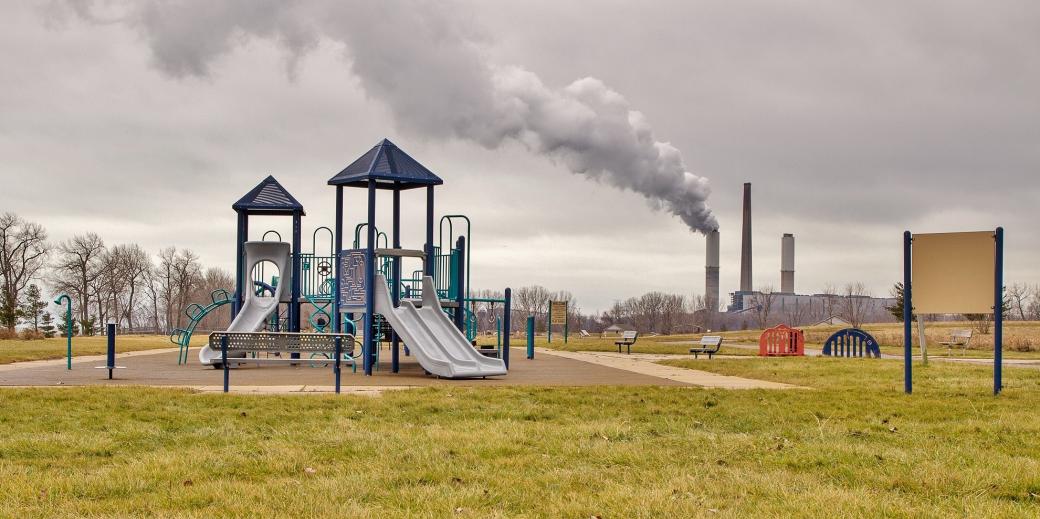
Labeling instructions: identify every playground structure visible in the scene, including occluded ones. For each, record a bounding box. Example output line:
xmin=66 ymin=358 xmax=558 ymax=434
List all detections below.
xmin=822 ymin=328 xmax=880 ymax=358
xmin=758 ymin=324 xmax=805 ymax=357
xmin=179 ymin=139 xmax=509 ymax=379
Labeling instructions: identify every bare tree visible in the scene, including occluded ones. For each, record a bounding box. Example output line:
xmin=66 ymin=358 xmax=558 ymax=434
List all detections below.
xmin=1007 ymin=283 xmax=1031 ymax=321
xmin=52 ymin=233 xmax=106 ymax=329
xmin=512 ymin=285 xmax=550 ymax=331
xmin=0 ymin=213 xmax=49 ymax=331
xmin=781 ymin=298 xmax=810 ymax=327
xmin=109 ymin=244 xmax=153 ymax=331
xmin=837 ymin=282 xmax=874 ymax=328
xmin=746 ymin=286 xmax=777 ymax=329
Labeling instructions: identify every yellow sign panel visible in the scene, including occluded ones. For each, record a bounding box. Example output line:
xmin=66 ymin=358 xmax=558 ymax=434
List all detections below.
xmin=912 ymin=231 xmax=995 ymax=314
xmin=550 ymin=301 xmax=568 ymax=324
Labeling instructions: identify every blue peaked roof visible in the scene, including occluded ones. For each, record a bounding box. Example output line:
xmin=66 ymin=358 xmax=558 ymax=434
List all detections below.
xmin=327 ymin=138 xmax=443 ymax=190
xmin=232 ymin=175 xmax=305 ymax=215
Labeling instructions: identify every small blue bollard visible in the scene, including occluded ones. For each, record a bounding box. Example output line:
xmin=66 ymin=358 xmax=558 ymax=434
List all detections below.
xmin=526 ymin=316 xmax=535 ymax=360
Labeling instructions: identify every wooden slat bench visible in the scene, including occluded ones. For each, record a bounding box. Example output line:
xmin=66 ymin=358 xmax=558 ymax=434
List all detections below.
xmin=939 ymin=329 xmax=973 ymax=355
xmin=209 ymin=331 xmax=356 ymax=393
xmin=615 ymin=331 xmax=639 ymax=354
xmin=690 ymin=336 xmax=723 ymax=359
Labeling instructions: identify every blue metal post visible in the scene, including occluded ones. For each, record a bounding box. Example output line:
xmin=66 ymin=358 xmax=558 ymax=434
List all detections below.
xmin=364 ymin=179 xmax=376 ymax=375
xmin=333 ymin=186 xmax=343 ymax=333
xmin=994 ymin=226 xmax=1004 ymax=395
xmin=234 ymin=211 xmax=248 ymax=318
xmin=903 ymin=230 xmax=913 ymax=394
xmin=425 ymin=186 xmax=434 ymax=276
xmin=392 ymin=188 xmax=401 ymax=373
xmin=503 ymin=288 xmax=511 ymax=368
xmin=526 ymin=316 xmax=535 ymax=359
xmin=291 ymin=211 xmax=302 ymax=360
xmin=106 ymin=322 xmax=116 ymax=380
xmin=334 ymin=335 xmax=342 ymax=394
xmin=221 ymin=334 xmax=229 ymax=393
xmin=454 ymin=236 xmax=466 ymax=332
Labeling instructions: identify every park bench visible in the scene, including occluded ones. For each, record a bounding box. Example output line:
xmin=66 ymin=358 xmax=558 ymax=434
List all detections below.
xmin=615 ymin=331 xmax=639 ymax=354
xmin=209 ymin=331 xmax=356 ymax=393
xmin=579 ymin=329 xmax=591 ymax=338
xmin=690 ymin=335 xmax=723 ymax=359
xmin=939 ymin=329 xmax=973 ymax=355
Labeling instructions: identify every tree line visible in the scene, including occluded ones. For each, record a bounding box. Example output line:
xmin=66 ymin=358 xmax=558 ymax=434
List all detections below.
xmin=0 ymin=212 xmax=232 ymax=337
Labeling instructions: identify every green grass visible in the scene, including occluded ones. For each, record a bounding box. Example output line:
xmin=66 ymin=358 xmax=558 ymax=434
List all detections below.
xmin=0 ymin=335 xmax=202 ymax=365
xmin=3 ymin=358 xmax=1040 ymax=516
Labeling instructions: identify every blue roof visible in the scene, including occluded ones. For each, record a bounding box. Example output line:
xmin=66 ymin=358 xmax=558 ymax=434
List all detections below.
xmin=232 ymin=175 xmax=305 ymax=215
xmin=328 ymin=139 xmax=443 ymax=190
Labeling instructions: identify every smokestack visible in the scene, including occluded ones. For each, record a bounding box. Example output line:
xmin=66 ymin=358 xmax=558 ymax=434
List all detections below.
xmin=705 ymin=229 xmax=720 ymax=307
xmin=740 ymin=182 xmax=752 ymax=292
xmin=781 ymin=233 xmax=795 ymax=294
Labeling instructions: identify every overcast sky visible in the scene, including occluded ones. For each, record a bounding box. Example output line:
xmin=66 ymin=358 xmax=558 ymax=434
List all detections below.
xmin=2 ymin=1 xmax=1038 ymax=313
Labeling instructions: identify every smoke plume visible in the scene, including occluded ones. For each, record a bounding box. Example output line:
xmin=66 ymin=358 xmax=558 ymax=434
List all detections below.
xmin=64 ymin=0 xmax=718 ymax=233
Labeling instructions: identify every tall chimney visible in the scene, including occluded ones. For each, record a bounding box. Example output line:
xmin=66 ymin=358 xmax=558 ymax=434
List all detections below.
xmin=781 ymin=233 xmax=795 ymax=293
xmin=705 ymin=229 xmax=720 ymax=308
xmin=740 ymin=182 xmax=752 ymax=292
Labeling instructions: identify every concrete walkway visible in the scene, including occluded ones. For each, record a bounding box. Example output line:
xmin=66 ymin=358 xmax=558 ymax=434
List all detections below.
xmin=535 ymin=348 xmax=803 ymax=389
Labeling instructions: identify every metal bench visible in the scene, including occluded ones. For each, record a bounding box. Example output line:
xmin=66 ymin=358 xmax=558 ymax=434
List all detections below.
xmin=690 ymin=335 xmax=723 ymax=359
xmin=615 ymin=331 xmax=639 ymax=354
xmin=209 ymin=331 xmax=356 ymax=393
xmin=939 ymin=329 xmax=973 ymax=355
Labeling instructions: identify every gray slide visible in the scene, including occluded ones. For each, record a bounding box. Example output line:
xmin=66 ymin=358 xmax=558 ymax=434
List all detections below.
xmin=372 ymin=273 xmax=507 ymax=378
xmin=199 ymin=241 xmax=291 ymax=366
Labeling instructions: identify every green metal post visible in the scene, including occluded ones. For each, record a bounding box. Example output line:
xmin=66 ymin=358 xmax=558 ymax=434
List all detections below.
xmin=54 ymin=294 xmax=73 ymax=370
xmin=547 ymin=302 xmax=552 ymax=344
xmin=564 ymin=308 xmax=569 ymax=344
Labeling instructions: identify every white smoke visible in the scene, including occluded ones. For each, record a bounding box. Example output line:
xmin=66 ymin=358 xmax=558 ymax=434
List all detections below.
xmin=62 ymin=0 xmax=718 ymax=233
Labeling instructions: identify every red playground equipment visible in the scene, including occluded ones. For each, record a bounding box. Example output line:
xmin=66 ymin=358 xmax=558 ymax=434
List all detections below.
xmin=759 ymin=324 xmax=805 ymax=357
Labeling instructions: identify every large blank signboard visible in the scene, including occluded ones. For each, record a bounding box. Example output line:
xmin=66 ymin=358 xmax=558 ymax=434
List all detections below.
xmin=912 ymin=231 xmax=994 ymax=314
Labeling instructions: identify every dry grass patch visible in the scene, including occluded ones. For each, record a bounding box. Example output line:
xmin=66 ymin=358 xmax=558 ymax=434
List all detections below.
xmin=0 ymin=335 xmax=203 ymax=365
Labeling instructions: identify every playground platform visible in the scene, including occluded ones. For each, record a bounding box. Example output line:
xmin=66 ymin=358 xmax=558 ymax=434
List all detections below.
xmin=0 ymin=346 xmax=798 ymax=392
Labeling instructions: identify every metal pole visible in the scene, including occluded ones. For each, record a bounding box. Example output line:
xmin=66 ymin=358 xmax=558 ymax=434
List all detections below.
xmin=994 ymin=226 xmax=1004 ymax=395
xmin=364 ymin=179 xmax=376 ymax=375
xmin=55 ymin=294 xmax=72 ymax=370
xmin=291 ymin=212 xmax=302 ymax=361
xmin=221 ymin=334 xmax=229 ymax=393
xmin=106 ymin=322 xmax=116 ymax=380
xmin=503 ymin=288 xmax=511 ymax=368
xmin=333 ymin=186 xmax=343 ymax=333
xmin=391 ymin=189 xmax=401 ymax=373
xmin=334 ymin=335 xmax=342 ymax=394
xmin=547 ymin=302 xmax=552 ymax=343
xmin=903 ymin=230 xmax=913 ymax=394
xmin=425 ymin=186 xmax=434 ymax=276
xmin=526 ymin=315 xmax=535 ymax=359
xmin=454 ymin=236 xmax=465 ymax=332
xmin=564 ymin=304 xmax=568 ymax=344
xmin=234 ymin=211 xmax=247 ymax=319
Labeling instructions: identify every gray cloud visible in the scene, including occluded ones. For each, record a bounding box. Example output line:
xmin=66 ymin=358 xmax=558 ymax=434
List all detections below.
xmin=64 ymin=0 xmax=718 ymax=233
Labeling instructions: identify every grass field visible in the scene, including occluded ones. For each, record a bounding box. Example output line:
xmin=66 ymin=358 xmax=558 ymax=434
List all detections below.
xmin=3 ymin=356 xmax=1040 ymax=517
xmin=0 ymin=335 xmax=206 ymax=365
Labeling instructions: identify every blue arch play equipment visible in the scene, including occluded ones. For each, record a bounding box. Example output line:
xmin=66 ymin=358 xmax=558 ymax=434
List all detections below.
xmin=822 ymin=328 xmax=880 ymax=358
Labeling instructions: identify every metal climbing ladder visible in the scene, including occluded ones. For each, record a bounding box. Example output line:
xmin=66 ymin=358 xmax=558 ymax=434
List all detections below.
xmin=170 ymin=288 xmax=234 ymax=365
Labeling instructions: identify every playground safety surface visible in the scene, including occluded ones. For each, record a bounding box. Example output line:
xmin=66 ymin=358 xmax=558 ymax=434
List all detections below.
xmin=0 ymin=346 xmax=799 ymax=392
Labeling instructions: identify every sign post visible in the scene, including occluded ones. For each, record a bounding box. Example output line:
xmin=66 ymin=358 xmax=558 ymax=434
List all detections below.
xmin=904 ymin=229 xmax=1004 ymax=394
xmin=548 ymin=300 xmax=567 ymax=344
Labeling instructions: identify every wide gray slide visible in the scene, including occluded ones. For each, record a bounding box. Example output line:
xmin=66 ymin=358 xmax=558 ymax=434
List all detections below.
xmin=372 ymin=273 xmax=507 ymax=378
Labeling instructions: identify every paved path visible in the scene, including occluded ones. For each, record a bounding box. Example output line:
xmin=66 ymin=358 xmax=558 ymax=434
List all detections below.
xmin=535 ymin=348 xmax=803 ymax=389
xmin=0 ymin=346 xmax=692 ymax=391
